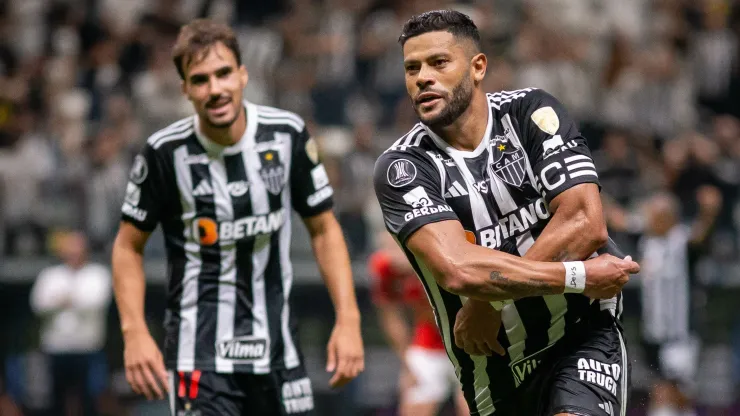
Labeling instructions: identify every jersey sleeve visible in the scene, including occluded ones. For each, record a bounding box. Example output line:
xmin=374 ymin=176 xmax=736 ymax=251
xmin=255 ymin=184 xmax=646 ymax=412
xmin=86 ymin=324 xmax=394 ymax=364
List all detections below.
xmin=120 ymin=144 xmax=168 ymax=231
xmin=373 ymin=150 xmax=458 ymax=244
xmin=290 ymin=126 xmax=334 ymax=217
xmin=513 ymin=89 xmax=601 ymax=203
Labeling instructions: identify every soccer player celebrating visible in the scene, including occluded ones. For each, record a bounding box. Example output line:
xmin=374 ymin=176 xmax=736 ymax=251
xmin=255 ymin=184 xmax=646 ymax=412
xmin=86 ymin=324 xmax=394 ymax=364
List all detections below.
xmin=373 ymin=10 xmax=639 ymax=416
xmin=112 ymin=19 xmax=364 ymax=416
xmin=370 ymin=232 xmax=470 ymax=416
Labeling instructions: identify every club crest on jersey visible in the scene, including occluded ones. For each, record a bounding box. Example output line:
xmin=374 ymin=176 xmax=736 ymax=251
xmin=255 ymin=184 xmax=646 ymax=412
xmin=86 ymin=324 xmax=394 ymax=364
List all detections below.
xmin=387 ymin=159 xmax=417 ymax=187
xmin=489 ymin=133 xmax=526 ymax=187
xmin=259 ymin=150 xmax=286 ymax=195
xmin=129 ymin=155 xmax=148 ymax=184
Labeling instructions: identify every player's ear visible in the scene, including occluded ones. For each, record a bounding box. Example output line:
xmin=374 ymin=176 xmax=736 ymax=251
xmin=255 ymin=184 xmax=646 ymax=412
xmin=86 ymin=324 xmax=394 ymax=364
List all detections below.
xmin=239 ymin=65 xmax=249 ymax=88
xmin=471 ymin=52 xmax=487 ymax=85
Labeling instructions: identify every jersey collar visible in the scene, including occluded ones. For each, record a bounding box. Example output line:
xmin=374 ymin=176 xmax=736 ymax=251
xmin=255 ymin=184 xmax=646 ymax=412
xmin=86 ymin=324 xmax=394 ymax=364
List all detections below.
xmin=422 ymin=102 xmax=493 ymax=159
xmin=193 ymin=100 xmax=258 ymax=156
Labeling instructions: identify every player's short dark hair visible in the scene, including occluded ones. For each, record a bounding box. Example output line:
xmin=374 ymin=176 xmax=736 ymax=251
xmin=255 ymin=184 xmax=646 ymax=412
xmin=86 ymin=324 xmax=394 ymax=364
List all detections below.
xmin=398 ymin=10 xmax=481 ymax=50
xmin=172 ymin=19 xmax=242 ymax=80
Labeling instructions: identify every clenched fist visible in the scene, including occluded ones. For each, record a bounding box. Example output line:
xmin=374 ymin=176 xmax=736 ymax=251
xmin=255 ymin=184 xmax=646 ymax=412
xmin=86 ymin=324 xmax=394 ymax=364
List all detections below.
xmin=583 ymin=254 xmax=640 ymax=299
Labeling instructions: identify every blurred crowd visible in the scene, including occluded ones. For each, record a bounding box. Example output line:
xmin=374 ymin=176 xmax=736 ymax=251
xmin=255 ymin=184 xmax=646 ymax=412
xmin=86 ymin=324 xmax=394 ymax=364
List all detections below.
xmin=1 ymin=0 xmax=740 ymax=414
xmin=0 ymin=0 xmax=739 ymax=261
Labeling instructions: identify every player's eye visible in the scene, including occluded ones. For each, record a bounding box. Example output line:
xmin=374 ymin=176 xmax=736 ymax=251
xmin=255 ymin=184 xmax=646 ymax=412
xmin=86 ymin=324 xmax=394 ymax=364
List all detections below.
xmin=190 ymin=75 xmax=208 ymax=85
xmin=216 ymin=67 xmax=233 ymax=78
xmin=434 ymin=58 xmax=449 ymax=67
xmin=405 ymin=64 xmax=420 ymax=74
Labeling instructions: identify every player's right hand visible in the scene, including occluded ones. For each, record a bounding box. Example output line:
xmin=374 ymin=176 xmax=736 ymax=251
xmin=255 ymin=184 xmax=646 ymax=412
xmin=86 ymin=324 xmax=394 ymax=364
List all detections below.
xmin=583 ymin=254 xmax=640 ymax=299
xmin=453 ymin=299 xmax=506 ymax=356
xmin=123 ymin=330 xmax=169 ymax=400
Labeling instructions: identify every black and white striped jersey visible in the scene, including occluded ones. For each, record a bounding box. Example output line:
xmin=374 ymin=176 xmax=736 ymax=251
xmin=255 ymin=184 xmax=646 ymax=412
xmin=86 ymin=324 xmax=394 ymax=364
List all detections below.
xmin=373 ymin=88 xmax=624 ymax=415
xmin=121 ymin=101 xmax=334 ymax=374
xmin=639 ymin=225 xmax=691 ymax=344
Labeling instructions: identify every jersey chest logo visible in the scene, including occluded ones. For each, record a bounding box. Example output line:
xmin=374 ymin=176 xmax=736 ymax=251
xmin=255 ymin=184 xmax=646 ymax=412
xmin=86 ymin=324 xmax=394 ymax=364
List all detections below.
xmin=259 ymin=150 xmax=286 ymax=195
xmin=489 ymin=132 xmax=526 ymax=187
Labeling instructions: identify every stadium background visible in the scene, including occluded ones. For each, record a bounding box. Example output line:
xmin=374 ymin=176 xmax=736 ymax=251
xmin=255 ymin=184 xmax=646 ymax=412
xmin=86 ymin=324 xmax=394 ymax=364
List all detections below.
xmin=0 ymin=0 xmax=740 ymax=414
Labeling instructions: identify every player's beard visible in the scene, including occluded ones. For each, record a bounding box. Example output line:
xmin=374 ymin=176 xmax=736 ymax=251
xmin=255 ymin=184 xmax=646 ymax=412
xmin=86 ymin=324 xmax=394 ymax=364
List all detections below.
xmin=416 ymin=71 xmax=474 ymax=128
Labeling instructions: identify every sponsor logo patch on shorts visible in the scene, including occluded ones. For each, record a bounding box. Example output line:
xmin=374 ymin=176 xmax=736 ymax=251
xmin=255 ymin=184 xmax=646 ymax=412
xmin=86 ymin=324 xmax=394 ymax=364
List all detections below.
xmin=282 ymin=377 xmax=314 ymax=414
xmin=577 ymin=358 xmax=621 ymax=396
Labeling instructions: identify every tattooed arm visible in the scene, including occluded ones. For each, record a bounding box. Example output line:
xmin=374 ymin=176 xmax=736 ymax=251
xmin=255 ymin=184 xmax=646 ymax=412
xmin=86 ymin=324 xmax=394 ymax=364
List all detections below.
xmin=406 ymin=218 xmax=637 ymax=302
xmin=451 ymin=183 xmax=611 ymax=353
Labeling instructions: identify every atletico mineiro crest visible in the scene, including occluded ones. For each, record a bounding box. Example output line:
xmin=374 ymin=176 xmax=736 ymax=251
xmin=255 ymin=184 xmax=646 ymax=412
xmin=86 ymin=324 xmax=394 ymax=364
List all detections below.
xmin=259 ymin=150 xmax=286 ymax=195
xmin=489 ymin=131 xmax=526 ymax=187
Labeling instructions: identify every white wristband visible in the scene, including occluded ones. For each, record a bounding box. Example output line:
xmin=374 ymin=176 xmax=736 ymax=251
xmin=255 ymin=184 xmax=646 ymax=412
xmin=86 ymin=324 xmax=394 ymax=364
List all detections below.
xmin=562 ymin=261 xmax=586 ymax=293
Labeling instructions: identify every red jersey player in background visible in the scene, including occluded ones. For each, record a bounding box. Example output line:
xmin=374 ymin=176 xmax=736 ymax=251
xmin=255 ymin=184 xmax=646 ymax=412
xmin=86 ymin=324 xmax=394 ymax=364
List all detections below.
xmin=370 ymin=232 xmax=468 ymax=416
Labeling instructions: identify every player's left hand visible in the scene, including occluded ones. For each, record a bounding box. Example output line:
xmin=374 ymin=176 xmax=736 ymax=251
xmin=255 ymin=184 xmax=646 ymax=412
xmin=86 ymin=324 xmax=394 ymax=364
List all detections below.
xmin=454 ymin=300 xmax=506 ymax=356
xmin=326 ymin=318 xmax=365 ymax=388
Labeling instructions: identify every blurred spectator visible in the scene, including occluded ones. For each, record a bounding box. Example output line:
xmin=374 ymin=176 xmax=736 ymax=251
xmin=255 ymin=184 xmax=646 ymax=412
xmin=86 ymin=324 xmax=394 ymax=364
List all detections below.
xmin=309 ymin=0 xmax=365 ymax=125
xmin=606 ymin=186 xmax=722 ymax=416
xmin=358 ymin=2 xmax=411 ymax=125
xmin=30 ymin=231 xmax=111 ymax=416
xmin=101 ymin=93 xmax=143 ymax=153
xmin=131 ymin=40 xmax=191 ymax=136
xmin=594 ymin=129 xmax=648 ymax=254
xmin=84 ymin=127 xmax=129 ymax=249
xmin=663 ymin=133 xmax=723 ymax=222
xmin=605 ymin=40 xmax=696 ymax=142
xmin=513 ymin=4 xmax=604 ymax=122
xmin=233 ymin=1 xmax=289 ymax=26
xmin=336 ymin=122 xmax=377 ymax=259
xmin=237 ymin=25 xmax=283 ymax=104
xmin=0 ymin=103 xmax=54 ymax=255
xmin=690 ymin=0 xmax=738 ymax=116
xmin=593 ymin=129 xmax=643 ymax=206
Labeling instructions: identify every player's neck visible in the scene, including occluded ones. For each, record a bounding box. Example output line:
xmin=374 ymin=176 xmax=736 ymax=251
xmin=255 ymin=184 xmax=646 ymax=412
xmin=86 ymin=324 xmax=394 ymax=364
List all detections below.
xmin=431 ymin=92 xmax=488 ymax=152
xmin=199 ymin=107 xmax=248 ymax=147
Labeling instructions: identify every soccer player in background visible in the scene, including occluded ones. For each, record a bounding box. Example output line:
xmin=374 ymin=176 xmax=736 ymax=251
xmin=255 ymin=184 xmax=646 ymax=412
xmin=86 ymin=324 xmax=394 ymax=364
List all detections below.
xmin=370 ymin=231 xmax=470 ymax=416
xmin=605 ymin=186 xmax=722 ymax=416
xmin=111 ymin=19 xmax=363 ymax=416
xmin=373 ymin=10 xmax=639 ymax=416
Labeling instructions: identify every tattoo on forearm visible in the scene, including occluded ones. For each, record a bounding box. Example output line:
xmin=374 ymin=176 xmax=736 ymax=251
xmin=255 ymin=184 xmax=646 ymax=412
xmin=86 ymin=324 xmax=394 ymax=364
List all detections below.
xmin=489 ymin=271 xmax=560 ymax=299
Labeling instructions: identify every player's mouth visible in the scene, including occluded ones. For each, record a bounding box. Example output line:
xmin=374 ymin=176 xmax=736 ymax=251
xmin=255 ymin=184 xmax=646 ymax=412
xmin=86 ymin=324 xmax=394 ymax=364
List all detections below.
xmin=206 ymin=97 xmax=232 ymax=116
xmin=416 ymin=92 xmax=443 ymax=110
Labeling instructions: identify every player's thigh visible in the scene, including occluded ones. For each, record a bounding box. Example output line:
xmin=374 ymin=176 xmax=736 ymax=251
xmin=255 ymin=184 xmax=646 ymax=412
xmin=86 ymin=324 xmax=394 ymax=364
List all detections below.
xmin=402 ymin=347 xmax=453 ymax=408
xmin=168 ymin=370 xmax=243 ymax=416
xmin=542 ymin=316 xmax=629 ymax=416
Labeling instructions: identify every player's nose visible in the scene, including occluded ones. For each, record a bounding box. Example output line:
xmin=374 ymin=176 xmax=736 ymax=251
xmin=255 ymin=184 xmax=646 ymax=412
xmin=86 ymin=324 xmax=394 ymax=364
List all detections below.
xmin=208 ymin=76 xmax=225 ymax=95
xmin=416 ymin=64 xmax=436 ymax=89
